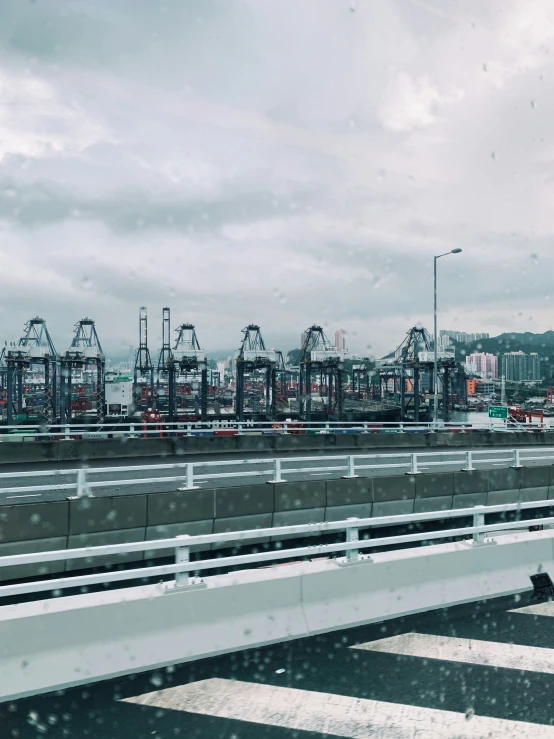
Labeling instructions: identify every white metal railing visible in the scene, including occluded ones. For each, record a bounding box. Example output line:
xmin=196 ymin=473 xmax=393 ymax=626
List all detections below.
xmin=0 ymin=417 xmax=550 ymax=442
xmin=0 ymin=446 xmax=554 ymax=498
xmin=0 ymin=499 xmax=551 ymax=599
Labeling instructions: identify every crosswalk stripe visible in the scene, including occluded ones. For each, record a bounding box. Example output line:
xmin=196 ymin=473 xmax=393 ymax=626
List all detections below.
xmin=352 ymin=632 xmax=554 ymax=674
xmin=510 ymin=601 xmax=554 ymax=617
xmin=122 ymin=677 xmax=554 ymax=737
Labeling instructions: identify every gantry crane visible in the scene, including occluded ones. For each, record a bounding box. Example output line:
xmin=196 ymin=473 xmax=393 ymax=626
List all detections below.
xmin=235 ymin=325 xmax=278 ymax=422
xmin=352 ymin=358 xmax=374 ymax=397
xmin=168 ymin=323 xmax=208 ymax=422
xmin=60 ymin=319 xmax=105 ymax=423
xmin=5 ymin=318 xmax=58 ymax=424
xmin=298 ymin=326 xmax=348 ymax=422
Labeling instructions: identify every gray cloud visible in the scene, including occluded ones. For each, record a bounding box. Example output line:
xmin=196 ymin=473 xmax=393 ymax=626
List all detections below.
xmin=0 ymin=173 xmax=321 ymax=234
xmin=0 ymin=0 xmax=554 ymax=359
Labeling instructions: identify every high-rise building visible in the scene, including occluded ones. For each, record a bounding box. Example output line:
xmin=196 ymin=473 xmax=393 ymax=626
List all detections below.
xmin=440 ymin=330 xmax=490 ymax=344
xmin=465 ymin=352 xmax=498 ymax=379
xmin=502 ymin=351 xmax=541 ymax=382
xmin=335 ymin=329 xmax=345 ymax=351
xmin=528 ymin=352 xmax=541 ymax=381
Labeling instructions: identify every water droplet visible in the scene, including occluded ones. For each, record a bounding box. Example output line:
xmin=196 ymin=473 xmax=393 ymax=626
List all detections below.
xmin=531 ymin=100 xmax=537 ymax=109
xmin=150 ymin=672 xmax=164 ymax=688
xmin=465 ymin=707 xmax=475 ymax=720
xmin=490 ymin=151 xmax=497 ymax=161
xmin=482 ymin=63 xmax=488 ymax=72
xmin=82 ymin=276 xmax=92 ymax=290
xmin=275 ymin=668 xmax=286 ymax=674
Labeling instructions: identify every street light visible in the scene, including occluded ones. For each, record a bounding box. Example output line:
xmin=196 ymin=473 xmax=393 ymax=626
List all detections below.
xmin=434 ymin=248 xmax=462 ymax=425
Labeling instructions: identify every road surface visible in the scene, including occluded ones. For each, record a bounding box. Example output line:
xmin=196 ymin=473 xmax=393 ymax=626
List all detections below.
xmin=3 ymin=591 xmax=554 ymax=737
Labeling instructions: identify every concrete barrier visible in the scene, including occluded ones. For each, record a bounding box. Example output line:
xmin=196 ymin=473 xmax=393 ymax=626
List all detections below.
xmin=0 ymin=568 xmax=307 ymax=702
xmin=0 ymin=430 xmax=550 ymax=466
xmin=373 ymin=475 xmax=416 ymax=502
xmin=453 ymin=469 xmax=488 ymax=495
xmin=326 ymin=477 xmax=372 ymax=507
xmin=57 ymin=438 xmax=174 ymax=462
xmin=0 ymin=502 xmax=68 ymax=543
xmin=146 ymin=488 xmax=215 ymax=526
xmin=302 ymin=530 xmax=554 ymax=634
xmin=69 ymin=495 xmax=147 ymax=535
xmin=274 ymin=481 xmax=326 ymax=511
xmin=0 ymin=442 xmax=56 ymax=464
xmin=66 ymin=528 xmax=147 ymax=571
xmin=1 ymin=529 xmax=553 ymax=701
xmin=213 ymin=513 xmax=274 ymax=548
xmin=0 ymin=537 xmax=68 ymax=582
xmin=415 ymin=472 xmax=454 ymax=498
xmin=145 ymin=520 xmax=214 ymax=556
xmin=3 ymin=466 xmax=554 ymax=582
xmin=214 ymin=484 xmax=274 ymax=518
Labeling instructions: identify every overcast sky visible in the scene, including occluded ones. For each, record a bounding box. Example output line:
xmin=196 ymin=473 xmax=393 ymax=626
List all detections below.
xmin=1 ymin=0 xmax=553 ymax=359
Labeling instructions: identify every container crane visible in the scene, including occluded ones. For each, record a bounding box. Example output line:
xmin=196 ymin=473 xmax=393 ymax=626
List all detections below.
xmin=235 ymin=325 xmax=278 ymax=422
xmin=352 ymin=358 xmax=374 ymax=397
xmin=6 ymin=318 xmax=58 ymax=425
xmin=168 ymin=323 xmax=208 ymax=422
xmin=60 ymin=319 xmax=105 ymax=423
xmin=298 ymin=326 xmax=347 ymax=422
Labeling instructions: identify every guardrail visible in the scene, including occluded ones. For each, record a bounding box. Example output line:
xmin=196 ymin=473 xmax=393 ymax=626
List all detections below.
xmin=1 ymin=498 xmax=552 ymax=599
xmin=0 ymin=417 xmax=550 ymax=441
xmin=0 ymin=446 xmax=552 ymax=499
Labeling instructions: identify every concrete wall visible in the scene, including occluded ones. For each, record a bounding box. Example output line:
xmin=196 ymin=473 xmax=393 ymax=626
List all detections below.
xmin=0 ymin=429 xmax=550 ymax=465
xmin=2 ymin=528 xmax=553 ymax=702
xmin=2 ymin=465 xmax=554 ymax=581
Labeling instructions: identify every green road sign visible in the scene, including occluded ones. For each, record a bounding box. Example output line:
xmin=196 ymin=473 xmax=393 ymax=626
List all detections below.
xmin=488 ymin=405 xmax=508 ymax=419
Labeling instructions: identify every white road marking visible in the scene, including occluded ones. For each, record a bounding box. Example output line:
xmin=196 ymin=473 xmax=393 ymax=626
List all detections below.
xmin=6 ymin=494 xmax=43 ymax=499
xmin=310 ymin=472 xmax=331 ymax=476
xmin=122 ymin=677 xmax=554 ymax=737
xmin=352 ymin=632 xmax=554 ymax=674
xmin=511 ymin=601 xmax=554 ymax=617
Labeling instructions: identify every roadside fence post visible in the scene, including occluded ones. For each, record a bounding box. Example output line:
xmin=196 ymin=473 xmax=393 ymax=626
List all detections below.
xmin=175 ymin=535 xmax=191 ymax=587
xmin=76 ymin=467 xmax=92 ymax=498
xmin=346 ymin=518 xmax=360 ymax=563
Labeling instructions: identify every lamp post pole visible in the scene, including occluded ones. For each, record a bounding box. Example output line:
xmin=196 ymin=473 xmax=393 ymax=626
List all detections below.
xmin=433 ymin=248 xmax=462 ymax=425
